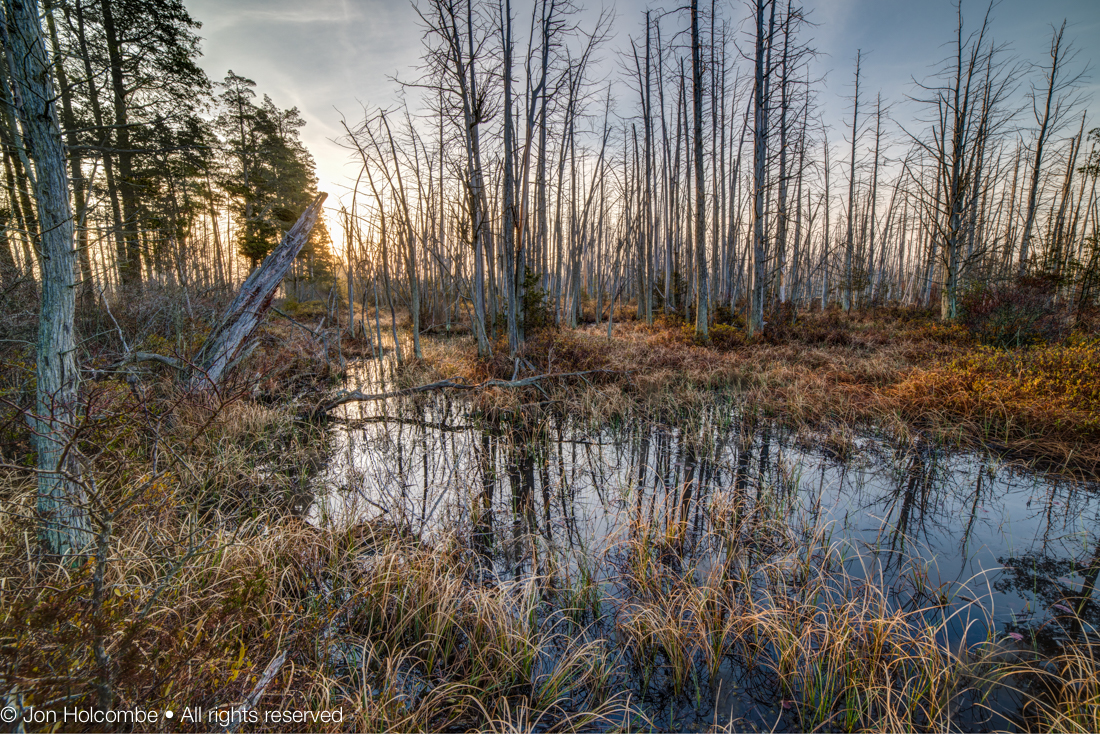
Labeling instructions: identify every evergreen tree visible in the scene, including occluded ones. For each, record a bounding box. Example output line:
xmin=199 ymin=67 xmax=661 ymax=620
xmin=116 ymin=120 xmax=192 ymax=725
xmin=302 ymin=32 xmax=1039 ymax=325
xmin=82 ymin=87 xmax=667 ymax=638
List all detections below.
xmin=216 ymin=73 xmax=332 ymax=276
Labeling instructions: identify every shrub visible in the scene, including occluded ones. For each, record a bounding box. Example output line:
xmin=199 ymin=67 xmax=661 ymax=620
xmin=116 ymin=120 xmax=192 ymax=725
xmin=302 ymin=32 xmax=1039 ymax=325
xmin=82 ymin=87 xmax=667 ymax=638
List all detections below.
xmin=761 ymin=302 xmax=799 ymax=343
xmin=713 ymin=304 xmax=746 ymax=329
xmin=709 ymin=323 xmax=746 ymax=350
xmin=521 ymin=266 xmax=553 ymax=331
xmin=790 ymin=310 xmax=852 ymax=347
xmin=280 ymin=297 xmax=329 ymax=319
xmin=958 ymin=275 xmax=1071 ymax=348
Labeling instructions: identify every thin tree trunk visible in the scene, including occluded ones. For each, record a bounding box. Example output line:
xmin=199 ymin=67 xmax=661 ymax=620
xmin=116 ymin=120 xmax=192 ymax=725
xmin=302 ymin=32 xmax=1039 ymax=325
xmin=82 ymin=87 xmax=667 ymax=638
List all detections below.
xmin=843 ymin=51 xmax=861 ymax=312
xmin=99 ymin=0 xmax=142 ymax=288
xmin=1018 ymin=22 xmax=1066 ymax=278
xmin=691 ymin=0 xmax=708 ymax=337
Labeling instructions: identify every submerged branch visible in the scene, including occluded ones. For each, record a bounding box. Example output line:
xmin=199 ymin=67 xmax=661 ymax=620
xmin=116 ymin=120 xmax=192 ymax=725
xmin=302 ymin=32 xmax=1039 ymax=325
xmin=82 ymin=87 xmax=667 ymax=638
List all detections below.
xmin=312 ymin=369 xmax=623 ymax=416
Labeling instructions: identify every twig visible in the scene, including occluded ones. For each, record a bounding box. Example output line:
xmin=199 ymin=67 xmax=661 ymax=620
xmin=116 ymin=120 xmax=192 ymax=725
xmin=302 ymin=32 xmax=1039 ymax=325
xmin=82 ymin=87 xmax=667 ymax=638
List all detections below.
xmin=272 ymin=307 xmax=323 ymax=340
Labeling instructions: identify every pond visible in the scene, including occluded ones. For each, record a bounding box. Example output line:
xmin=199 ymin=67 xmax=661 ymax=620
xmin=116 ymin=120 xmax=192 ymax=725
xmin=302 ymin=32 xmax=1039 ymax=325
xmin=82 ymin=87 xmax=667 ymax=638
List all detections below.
xmin=308 ymin=370 xmax=1100 ymax=731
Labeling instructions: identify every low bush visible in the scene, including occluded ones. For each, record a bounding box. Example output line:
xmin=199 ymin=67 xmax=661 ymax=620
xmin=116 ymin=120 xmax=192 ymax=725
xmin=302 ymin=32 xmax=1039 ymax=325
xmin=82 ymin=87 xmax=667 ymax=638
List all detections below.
xmin=521 ymin=267 xmax=553 ymax=332
xmin=889 ymin=337 xmax=1100 ymax=471
xmin=958 ymin=275 xmax=1072 ymax=348
xmin=713 ymin=304 xmax=746 ymax=329
xmin=709 ymin=323 xmax=747 ymax=350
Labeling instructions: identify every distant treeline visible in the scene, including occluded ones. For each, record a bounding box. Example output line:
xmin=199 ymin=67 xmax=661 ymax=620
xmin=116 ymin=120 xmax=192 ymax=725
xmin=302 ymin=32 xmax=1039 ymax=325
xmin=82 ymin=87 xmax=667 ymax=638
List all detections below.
xmin=338 ymin=0 xmax=1097 ymax=359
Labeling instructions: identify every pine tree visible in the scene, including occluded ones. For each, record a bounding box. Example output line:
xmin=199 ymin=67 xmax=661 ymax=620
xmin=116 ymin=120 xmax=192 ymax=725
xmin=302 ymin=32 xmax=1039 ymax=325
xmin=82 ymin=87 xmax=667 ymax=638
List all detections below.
xmin=216 ymin=74 xmax=332 ymax=278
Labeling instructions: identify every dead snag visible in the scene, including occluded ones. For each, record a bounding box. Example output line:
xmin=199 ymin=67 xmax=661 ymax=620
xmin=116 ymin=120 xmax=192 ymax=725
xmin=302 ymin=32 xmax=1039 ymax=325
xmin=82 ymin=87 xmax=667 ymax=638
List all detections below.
xmin=193 ymin=193 xmax=327 ymax=390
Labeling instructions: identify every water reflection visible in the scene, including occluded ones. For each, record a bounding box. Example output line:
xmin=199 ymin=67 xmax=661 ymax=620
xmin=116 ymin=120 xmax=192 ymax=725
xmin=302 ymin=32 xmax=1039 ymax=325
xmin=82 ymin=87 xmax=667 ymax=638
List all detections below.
xmin=311 ymin=390 xmax=1100 ymax=728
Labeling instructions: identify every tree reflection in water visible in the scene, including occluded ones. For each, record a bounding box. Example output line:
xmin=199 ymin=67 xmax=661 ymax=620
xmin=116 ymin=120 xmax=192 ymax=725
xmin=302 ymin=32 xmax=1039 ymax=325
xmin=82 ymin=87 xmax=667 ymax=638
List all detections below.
xmin=313 ymin=394 xmax=1100 ymax=729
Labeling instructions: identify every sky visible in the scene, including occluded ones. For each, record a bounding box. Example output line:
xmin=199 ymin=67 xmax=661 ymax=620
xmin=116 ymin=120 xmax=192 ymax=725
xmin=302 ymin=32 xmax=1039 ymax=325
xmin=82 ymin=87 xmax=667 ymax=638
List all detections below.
xmin=183 ymin=0 xmax=1100 ymax=246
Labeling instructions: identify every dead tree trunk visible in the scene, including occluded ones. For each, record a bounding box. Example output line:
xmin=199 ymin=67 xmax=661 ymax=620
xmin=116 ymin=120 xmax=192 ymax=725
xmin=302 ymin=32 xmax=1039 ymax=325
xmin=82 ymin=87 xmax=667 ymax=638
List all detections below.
xmin=1019 ymin=22 xmax=1067 ymax=277
xmin=748 ymin=0 xmax=772 ymax=336
xmin=193 ymin=193 xmax=327 ymax=389
xmin=691 ymin=0 xmax=709 ymax=338
xmin=843 ymin=51 xmax=861 ymax=312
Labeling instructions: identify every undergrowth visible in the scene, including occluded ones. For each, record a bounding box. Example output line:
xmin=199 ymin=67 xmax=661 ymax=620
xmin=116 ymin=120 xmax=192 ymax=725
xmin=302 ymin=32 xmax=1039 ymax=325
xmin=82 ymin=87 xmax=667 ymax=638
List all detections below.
xmin=419 ymin=307 xmax=1098 ymax=476
xmin=4 ymin=292 xmax=1100 ymax=732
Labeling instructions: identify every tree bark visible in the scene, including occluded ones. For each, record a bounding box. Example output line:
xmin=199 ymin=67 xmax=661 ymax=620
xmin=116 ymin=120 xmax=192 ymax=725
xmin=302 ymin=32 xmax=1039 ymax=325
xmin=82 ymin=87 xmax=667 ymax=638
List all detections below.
xmin=194 ymin=193 xmax=327 ymax=389
xmin=4 ymin=0 xmax=92 ymax=557
xmin=843 ymin=51 xmax=861 ymax=312
xmin=44 ymin=0 xmax=93 ymax=307
xmin=691 ymin=0 xmax=708 ymax=338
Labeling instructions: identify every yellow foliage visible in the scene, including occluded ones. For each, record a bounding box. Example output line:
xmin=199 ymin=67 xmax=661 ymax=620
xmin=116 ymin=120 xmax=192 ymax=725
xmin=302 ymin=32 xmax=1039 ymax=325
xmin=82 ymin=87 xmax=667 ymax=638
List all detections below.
xmin=890 ymin=337 xmax=1100 ymax=468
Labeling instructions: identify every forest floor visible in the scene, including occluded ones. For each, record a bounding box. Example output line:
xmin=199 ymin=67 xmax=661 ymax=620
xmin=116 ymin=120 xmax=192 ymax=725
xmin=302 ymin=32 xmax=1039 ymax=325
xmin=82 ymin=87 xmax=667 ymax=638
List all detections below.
xmin=2 ymin=295 xmax=1100 ymax=732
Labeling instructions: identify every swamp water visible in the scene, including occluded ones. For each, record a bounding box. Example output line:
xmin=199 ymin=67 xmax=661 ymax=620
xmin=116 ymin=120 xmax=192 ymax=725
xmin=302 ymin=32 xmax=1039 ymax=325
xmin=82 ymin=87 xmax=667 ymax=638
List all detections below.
xmin=307 ymin=370 xmax=1100 ymax=731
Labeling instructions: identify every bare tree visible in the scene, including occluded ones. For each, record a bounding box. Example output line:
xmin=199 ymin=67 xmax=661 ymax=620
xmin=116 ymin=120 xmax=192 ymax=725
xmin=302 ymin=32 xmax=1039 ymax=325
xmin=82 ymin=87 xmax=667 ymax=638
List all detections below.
xmin=690 ymin=0 xmax=709 ymax=337
xmin=1018 ymin=21 xmax=1083 ymax=277
xmin=415 ymin=0 xmax=493 ymax=357
xmin=747 ymin=0 xmax=774 ymax=336
xmin=909 ymin=3 xmax=1017 ymax=320
xmin=842 ymin=51 xmax=861 ymax=313
xmin=2 ymin=0 xmax=91 ymax=557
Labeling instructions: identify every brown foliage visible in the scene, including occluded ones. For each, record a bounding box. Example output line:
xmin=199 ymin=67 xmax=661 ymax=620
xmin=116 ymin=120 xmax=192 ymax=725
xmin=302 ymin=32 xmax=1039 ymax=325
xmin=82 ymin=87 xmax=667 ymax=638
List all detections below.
xmin=417 ymin=307 xmax=1099 ymax=474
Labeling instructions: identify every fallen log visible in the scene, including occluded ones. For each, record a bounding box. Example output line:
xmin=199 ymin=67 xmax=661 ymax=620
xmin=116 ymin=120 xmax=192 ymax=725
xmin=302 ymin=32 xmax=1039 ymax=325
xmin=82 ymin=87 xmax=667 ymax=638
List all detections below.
xmin=89 ymin=352 xmax=189 ymax=376
xmin=312 ymin=369 xmax=622 ymax=417
xmin=192 ymin=193 xmax=328 ymax=390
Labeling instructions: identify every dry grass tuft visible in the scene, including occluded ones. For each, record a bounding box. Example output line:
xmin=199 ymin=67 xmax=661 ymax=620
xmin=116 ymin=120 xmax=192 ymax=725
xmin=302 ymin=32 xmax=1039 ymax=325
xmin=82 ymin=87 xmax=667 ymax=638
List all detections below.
xmin=890 ymin=337 xmax=1100 ymax=473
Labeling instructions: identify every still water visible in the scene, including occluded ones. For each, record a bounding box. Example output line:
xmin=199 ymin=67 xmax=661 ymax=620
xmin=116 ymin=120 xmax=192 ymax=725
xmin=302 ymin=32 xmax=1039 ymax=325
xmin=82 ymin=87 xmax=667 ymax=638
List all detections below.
xmin=309 ymin=381 xmax=1100 ymax=730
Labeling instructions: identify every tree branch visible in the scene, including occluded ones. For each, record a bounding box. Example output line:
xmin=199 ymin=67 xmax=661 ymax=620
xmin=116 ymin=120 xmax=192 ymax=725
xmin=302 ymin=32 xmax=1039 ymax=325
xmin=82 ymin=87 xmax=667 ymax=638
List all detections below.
xmin=312 ymin=369 xmax=623 ymax=416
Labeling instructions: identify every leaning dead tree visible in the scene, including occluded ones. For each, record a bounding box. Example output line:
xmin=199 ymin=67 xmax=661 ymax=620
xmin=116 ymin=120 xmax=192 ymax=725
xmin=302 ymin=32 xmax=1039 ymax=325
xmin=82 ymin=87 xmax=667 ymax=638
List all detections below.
xmin=193 ymin=193 xmax=328 ymax=389
xmin=6 ymin=0 xmax=1094 ymax=360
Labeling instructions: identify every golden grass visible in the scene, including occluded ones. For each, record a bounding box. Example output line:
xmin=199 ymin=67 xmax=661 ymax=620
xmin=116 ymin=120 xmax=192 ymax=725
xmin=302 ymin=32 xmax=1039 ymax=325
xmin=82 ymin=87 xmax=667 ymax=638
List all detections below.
xmin=890 ymin=337 xmax=1100 ymax=470
xmin=5 ymin=303 xmax=1100 ymax=732
xmin=414 ymin=310 xmax=1100 ymax=476
xmin=1013 ymin=634 xmax=1100 ymax=733
xmin=606 ymin=485 xmax=1100 ymax=733
xmin=0 ymin=378 xmax=633 ymax=732
xmin=0 ymin=488 xmax=631 ymax=732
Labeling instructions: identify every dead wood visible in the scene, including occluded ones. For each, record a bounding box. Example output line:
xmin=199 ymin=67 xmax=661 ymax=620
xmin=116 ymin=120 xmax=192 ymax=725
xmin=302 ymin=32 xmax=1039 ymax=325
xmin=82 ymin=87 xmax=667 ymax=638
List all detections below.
xmin=192 ymin=193 xmax=328 ymax=390
xmin=312 ymin=369 xmax=622 ymax=417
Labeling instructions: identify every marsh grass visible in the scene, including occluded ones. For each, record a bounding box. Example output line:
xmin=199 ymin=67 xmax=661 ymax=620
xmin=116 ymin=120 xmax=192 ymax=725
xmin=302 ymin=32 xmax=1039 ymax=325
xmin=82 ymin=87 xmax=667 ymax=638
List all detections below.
xmin=416 ymin=308 xmax=1100 ymax=477
xmin=4 ymin=381 xmax=1100 ymax=732
xmin=607 ymin=485 xmax=1088 ymax=733
xmin=5 ymin=299 xmax=1100 ymax=732
xmin=0 ymin=463 xmax=635 ymax=732
xmin=890 ymin=337 xmax=1100 ymax=472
